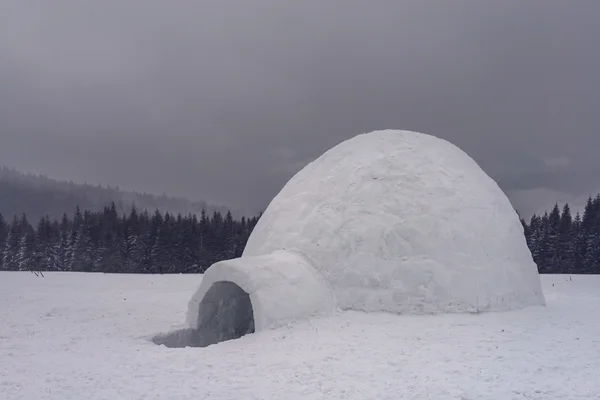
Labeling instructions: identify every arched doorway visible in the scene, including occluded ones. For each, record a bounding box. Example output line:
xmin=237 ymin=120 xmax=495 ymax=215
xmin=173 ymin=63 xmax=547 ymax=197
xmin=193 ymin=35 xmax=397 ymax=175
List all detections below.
xmin=195 ymin=281 xmax=255 ymax=346
xmin=153 ymin=281 xmax=254 ymax=348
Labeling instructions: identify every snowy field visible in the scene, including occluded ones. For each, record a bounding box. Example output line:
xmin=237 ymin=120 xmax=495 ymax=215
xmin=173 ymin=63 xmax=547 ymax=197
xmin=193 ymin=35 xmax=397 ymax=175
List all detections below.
xmin=1 ymin=272 xmax=599 ymax=400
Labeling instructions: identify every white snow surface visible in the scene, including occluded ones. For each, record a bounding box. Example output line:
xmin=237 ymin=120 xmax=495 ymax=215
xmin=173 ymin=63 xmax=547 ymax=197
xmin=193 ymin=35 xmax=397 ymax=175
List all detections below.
xmin=1 ymin=272 xmax=598 ymax=400
xmin=244 ymin=130 xmax=545 ymax=314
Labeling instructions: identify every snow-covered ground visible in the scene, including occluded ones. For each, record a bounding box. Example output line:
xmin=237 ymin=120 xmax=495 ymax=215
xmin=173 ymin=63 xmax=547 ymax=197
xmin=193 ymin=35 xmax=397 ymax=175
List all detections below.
xmin=1 ymin=272 xmax=599 ymax=400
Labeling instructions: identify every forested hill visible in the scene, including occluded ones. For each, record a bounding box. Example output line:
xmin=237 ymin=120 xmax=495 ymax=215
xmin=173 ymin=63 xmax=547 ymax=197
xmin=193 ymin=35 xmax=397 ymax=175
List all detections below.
xmin=0 ymin=166 xmax=238 ymax=222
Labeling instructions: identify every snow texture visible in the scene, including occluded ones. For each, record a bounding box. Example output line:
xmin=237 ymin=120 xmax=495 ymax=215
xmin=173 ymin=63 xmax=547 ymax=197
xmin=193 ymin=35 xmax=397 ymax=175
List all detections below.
xmin=187 ymin=250 xmax=334 ymax=331
xmin=1 ymin=272 xmax=598 ymax=400
xmin=242 ymin=129 xmax=545 ymax=315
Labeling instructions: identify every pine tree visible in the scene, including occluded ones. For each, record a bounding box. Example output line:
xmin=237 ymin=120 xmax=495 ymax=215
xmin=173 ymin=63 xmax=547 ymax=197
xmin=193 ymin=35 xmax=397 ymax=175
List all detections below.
xmin=56 ymin=214 xmax=71 ymax=271
xmin=544 ymin=204 xmax=561 ymax=272
xmin=528 ymin=214 xmax=542 ymax=266
xmin=151 ymin=213 xmax=176 ymax=274
xmin=12 ymin=214 xmax=35 ymax=273
xmin=34 ymin=217 xmax=54 ymax=271
xmin=557 ymin=203 xmax=573 ymax=273
xmin=222 ymin=211 xmax=237 ymax=260
xmin=16 ymin=228 xmax=35 ymax=272
xmin=585 ymin=195 xmax=600 ymax=274
xmin=0 ymin=213 xmax=7 ymax=270
xmin=582 ymin=197 xmax=598 ymax=273
xmin=196 ymin=209 xmax=211 ymax=271
xmin=535 ymin=212 xmax=551 ymax=273
xmin=71 ymin=223 xmax=95 ymax=272
xmin=3 ymin=217 xmax=20 ymax=271
xmin=572 ymin=212 xmax=585 ymax=273
xmin=176 ymin=215 xmax=198 ymax=273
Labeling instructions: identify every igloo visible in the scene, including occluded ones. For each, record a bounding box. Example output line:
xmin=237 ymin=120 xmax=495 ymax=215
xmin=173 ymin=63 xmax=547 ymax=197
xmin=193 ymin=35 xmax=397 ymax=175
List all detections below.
xmin=183 ymin=129 xmax=545 ymax=347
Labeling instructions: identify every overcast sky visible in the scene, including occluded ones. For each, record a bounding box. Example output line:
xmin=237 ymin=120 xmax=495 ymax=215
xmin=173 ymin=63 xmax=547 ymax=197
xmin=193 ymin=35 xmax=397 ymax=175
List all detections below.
xmin=1 ymin=1 xmax=599 ymax=217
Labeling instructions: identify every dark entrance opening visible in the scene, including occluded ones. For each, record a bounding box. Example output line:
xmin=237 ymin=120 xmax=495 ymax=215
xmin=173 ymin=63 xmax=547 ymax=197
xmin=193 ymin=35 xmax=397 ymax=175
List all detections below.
xmin=152 ymin=281 xmax=255 ymax=348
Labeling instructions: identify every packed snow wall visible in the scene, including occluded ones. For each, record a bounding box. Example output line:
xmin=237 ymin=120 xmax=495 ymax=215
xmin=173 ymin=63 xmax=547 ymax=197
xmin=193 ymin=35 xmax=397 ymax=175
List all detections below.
xmin=186 ymin=250 xmax=335 ymax=334
xmin=184 ymin=129 xmax=545 ymax=345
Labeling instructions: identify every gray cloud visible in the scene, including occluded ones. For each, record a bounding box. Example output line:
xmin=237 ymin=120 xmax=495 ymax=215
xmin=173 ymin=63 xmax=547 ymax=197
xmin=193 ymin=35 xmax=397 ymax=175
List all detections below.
xmin=1 ymin=0 xmax=599 ymax=217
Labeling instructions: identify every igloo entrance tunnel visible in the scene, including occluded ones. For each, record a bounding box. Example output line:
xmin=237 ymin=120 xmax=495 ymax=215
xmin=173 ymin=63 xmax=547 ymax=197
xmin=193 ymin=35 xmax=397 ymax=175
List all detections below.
xmin=166 ymin=130 xmax=545 ymax=348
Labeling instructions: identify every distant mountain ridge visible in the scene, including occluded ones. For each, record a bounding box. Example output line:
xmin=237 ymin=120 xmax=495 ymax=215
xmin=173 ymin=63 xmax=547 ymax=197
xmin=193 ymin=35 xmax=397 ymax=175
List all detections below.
xmin=0 ymin=166 xmax=244 ymax=222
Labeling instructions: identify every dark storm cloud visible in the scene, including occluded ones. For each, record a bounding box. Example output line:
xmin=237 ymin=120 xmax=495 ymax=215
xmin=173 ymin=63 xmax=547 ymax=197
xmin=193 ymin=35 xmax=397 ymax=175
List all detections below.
xmin=1 ymin=0 xmax=599 ymax=217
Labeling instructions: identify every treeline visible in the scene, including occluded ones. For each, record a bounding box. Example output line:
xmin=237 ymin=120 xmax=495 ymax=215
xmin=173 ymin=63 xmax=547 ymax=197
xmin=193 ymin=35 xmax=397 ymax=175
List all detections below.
xmin=2 ymin=195 xmax=600 ymax=275
xmin=521 ymin=195 xmax=600 ymax=274
xmin=0 ymin=203 xmax=259 ymax=274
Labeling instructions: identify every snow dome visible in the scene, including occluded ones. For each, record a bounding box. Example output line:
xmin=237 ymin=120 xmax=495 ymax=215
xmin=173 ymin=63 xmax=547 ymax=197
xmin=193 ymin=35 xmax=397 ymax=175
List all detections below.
xmin=183 ymin=130 xmax=545 ymax=347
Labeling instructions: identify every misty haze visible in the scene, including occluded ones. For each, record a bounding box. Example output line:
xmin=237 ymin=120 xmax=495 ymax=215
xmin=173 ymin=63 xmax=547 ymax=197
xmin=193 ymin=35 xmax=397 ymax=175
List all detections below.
xmin=1 ymin=2 xmax=599 ymax=400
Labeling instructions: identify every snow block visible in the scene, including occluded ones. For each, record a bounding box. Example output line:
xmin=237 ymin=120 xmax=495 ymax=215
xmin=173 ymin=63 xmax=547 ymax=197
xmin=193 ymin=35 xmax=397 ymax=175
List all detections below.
xmin=187 ymin=250 xmax=335 ymax=332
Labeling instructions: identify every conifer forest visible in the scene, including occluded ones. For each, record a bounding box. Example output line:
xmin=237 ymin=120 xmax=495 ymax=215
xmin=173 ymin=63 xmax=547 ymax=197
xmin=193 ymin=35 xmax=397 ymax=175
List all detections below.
xmin=0 ymin=203 xmax=259 ymax=274
xmin=521 ymin=195 xmax=600 ymax=274
xmin=1 ymin=195 xmax=600 ymax=274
